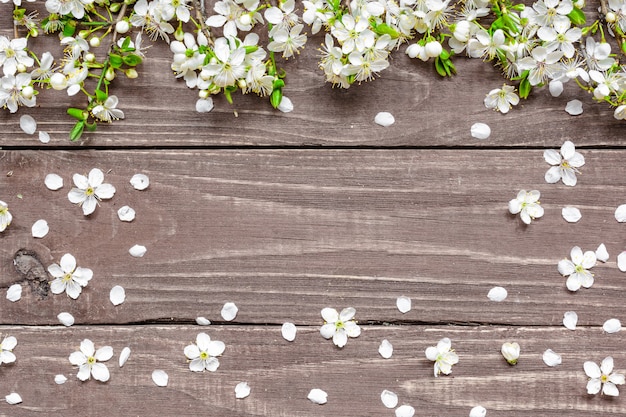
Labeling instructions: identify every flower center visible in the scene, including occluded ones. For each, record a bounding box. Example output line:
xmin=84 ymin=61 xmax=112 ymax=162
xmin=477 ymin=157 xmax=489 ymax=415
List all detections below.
xmin=200 ymin=351 xmax=209 ymax=360
xmin=601 ymin=374 xmax=609 ymax=383
xmin=85 ymin=187 xmax=95 ymax=196
xmin=5 ymin=48 xmax=16 ymax=58
xmin=87 ymin=356 xmax=96 ymax=365
xmin=62 ymin=273 xmax=73 ymax=283
xmin=560 ymin=161 xmax=570 ymax=169
xmin=335 ymin=320 xmax=345 ymax=329
xmin=574 ymin=265 xmax=585 ymax=273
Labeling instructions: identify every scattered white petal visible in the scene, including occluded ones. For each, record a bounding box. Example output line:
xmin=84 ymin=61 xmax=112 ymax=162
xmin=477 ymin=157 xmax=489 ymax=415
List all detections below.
xmin=130 ymin=174 xmax=150 ymax=190
xmin=119 ymin=347 xmax=131 ymax=367
xmin=596 ymin=244 xmax=609 ymax=263
xmin=470 ymin=123 xmax=491 ymax=140
xmin=196 ymin=317 xmax=211 ymax=326
xmin=561 ymin=206 xmax=581 ymax=223
xmin=54 ymin=374 xmax=68 ymax=385
xmin=117 ymin=206 xmax=136 ymax=222
xmin=603 ymin=318 xmax=621 ymax=334
xmin=615 ymin=204 xmax=626 ymax=222
xmin=5 ymin=393 xmax=22 ymax=405
xmin=44 ymin=173 xmax=64 ymax=190
xmin=565 ymin=99 xmax=583 ymax=115
xmin=31 ymin=219 xmax=49 ymax=238
xmin=19 ymin=115 xmax=36 ymax=134
xmin=487 ymin=286 xmax=507 ymax=302
xmin=39 ymin=131 xmax=51 ymax=144
xmin=375 ymin=112 xmax=395 ymax=127
xmin=129 ymin=245 xmax=147 ymax=258
xmin=396 ymin=296 xmax=411 ymax=313
xmin=563 ymin=311 xmax=578 ymax=330
xmin=278 ymin=96 xmax=294 ymax=113
xmin=109 ymin=285 xmax=126 ymax=306
xmin=395 ymin=405 xmax=416 ymax=417
xmin=380 ymin=390 xmax=398 ymax=409
xmin=281 ymin=322 xmax=297 ymax=341
xmin=379 ymin=339 xmax=393 ymax=359
xmin=6 ymin=284 xmax=22 ymax=302
xmin=235 ymin=382 xmax=251 ymax=399
xmin=57 ymin=312 xmax=75 ymax=327
xmin=151 ymin=370 xmax=168 ymax=387
xmin=549 ymin=80 xmax=563 ymax=97
xmin=307 ymin=388 xmax=327 ymax=405
xmin=618 ymin=252 xmax=626 ymax=272
xmin=221 ymin=302 xmax=238 ymax=321
xmin=542 ymin=349 xmax=562 ymax=367
xmin=470 ymin=406 xmax=487 ymax=417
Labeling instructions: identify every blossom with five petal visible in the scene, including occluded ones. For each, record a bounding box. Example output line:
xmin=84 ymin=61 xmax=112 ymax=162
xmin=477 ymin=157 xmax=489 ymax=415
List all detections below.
xmin=92 ymin=95 xmax=125 ymax=122
xmin=425 ymin=337 xmax=459 ymax=376
xmin=184 ymin=332 xmax=226 ymax=372
xmin=0 ymin=36 xmax=34 ymax=76
xmin=0 ymin=336 xmax=17 ymax=365
xmin=584 ymin=356 xmax=625 ymax=396
xmin=320 ymin=307 xmax=361 ymax=348
xmin=543 ymin=140 xmax=584 ymax=186
xmin=69 ymin=339 xmax=113 ymax=382
xmin=48 ymin=253 xmax=93 ymax=299
xmin=68 ymin=168 xmax=116 ymax=215
xmin=557 ymin=246 xmax=596 ymax=291
xmin=0 ymin=200 xmax=12 ymax=232
xmin=508 ymin=190 xmax=544 ymax=224
xmin=484 ymin=84 xmax=519 ymax=113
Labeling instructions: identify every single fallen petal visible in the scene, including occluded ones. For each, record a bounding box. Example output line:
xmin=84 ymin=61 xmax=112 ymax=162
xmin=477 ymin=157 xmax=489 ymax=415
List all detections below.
xmin=151 ymin=370 xmax=168 ymax=387
xmin=395 ymin=405 xmax=416 ymax=417
xmin=54 ymin=374 xmax=68 ymax=385
xmin=549 ymin=80 xmax=563 ymax=97
xmin=129 ymin=245 xmax=147 ymax=258
xmin=487 ymin=286 xmax=507 ymax=302
xmin=561 ymin=206 xmax=581 ymax=223
xmin=380 ymin=390 xmax=398 ymax=409
xmin=278 ymin=96 xmax=294 ymax=113
xmin=130 ymin=174 xmax=150 ymax=190
xmin=379 ymin=339 xmax=393 ymax=359
xmin=117 ymin=206 xmax=136 ymax=222
xmin=307 ymin=388 xmax=327 ymax=405
xmin=235 ymin=382 xmax=251 ymax=399
xmin=39 ymin=131 xmax=51 ymax=144
xmin=542 ymin=349 xmax=562 ymax=367
xmin=31 ymin=219 xmax=49 ymax=238
xmin=6 ymin=284 xmax=22 ymax=302
xmin=470 ymin=123 xmax=491 ymax=140
xmin=618 ymin=252 xmax=626 ymax=272
xmin=20 ymin=115 xmax=36 ymax=134
xmin=469 ymin=406 xmax=487 ymax=417
xmin=603 ymin=318 xmax=621 ymax=334
xmin=119 ymin=347 xmax=131 ymax=367
xmin=221 ymin=302 xmax=238 ymax=321
xmin=396 ymin=296 xmax=411 ymax=313
xmin=616 ymin=204 xmax=626 ymax=222
xmin=44 ymin=173 xmax=64 ymax=190
xmin=196 ymin=317 xmax=211 ymax=326
xmin=565 ymin=99 xmax=583 ymax=115
xmin=57 ymin=312 xmax=75 ymax=327
xmin=375 ymin=112 xmax=395 ymax=127
xmin=563 ymin=311 xmax=578 ymax=330
xmin=5 ymin=393 xmax=22 ymax=405
xmin=109 ymin=285 xmax=126 ymax=306
xmin=281 ymin=322 xmax=297 ymax=341
xmin=595 ymin=243 xmax=609 ymax=262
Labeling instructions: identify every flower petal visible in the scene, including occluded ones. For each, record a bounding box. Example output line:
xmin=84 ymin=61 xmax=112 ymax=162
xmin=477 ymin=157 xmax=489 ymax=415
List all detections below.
xmin=54 ymin=374 xmax=68 ymax=385
xmin=281 ymin=322 xmax=297 ymax=342
xmin=151 ymin=370 xmax=168 ymax=387
xmin=542 ymin=349 xmax=562 ymax=366
xmin=602 ymin=382 xmax=620 ymax=396
xmin=320 ymin=323 xmax=335 ymax=339
xmin=603 ymin=318 xmax=621 ymax=334
xmin=601 ymin=356 xmax=615 ymax=374
xmin=5 ymin=393 xmax=22 ymax=405
xmin=88 ymin=168 xmax=104 ymax=187
xmin=109 ymin=285 xmax=126 ymax=306
xmin=95 ymin=183 xmax=116 ymax=200
xmin=618 ymin=252 xmax=626 ymax=272
xmin=195 ymin=317 xmax=211 ymax=326
xmin=584 ymin=361 xmax=601 ymax=378
xmin=333 ymin=330 xmax=348 ymax=347
xmin=470 ymin=123 xmax=491 ymax=139
xmin=119 ymin=347 xmax=131 ymax=367
xmin=586 ymin=378 xmax=601 ymax=394
xmin=616 ymin=204 xmax=626 ymax=222
xmin=235 ymin=382 xmax=251 ymax=399
xmin=396 ymin=296 xmax=411 ymax=313
xmin=565 ymin=100 xmax=583 ymax=115
xmin=45 ymin=173 xmax=64 ymax=190
xmin=339 ymin=307 xmax=356 ymax=322
xmin=117 ymin=206 xmax=136 ymax=222
xmin=395 ymin=405 xmax=416 ymax=417
xmin=129 ymin=244 xmax=147 ymax=258
xmin=487 ymin=286 xmax=507 ymax=302
xmin=544 ymin=166 xmax=561 ymax=183
xmin=57 ymin=312 xmax=75 ymax=327
xmin=221 ymin=302 xmax=238 ymax=321
xmin=321 ymin=308 xmax=339 ymax=323
xmin=375 ymin=112 xmax=395 ymax=127
xmin=6 ymin=284 xmax=22 ymax=302
xmin=380 ymin=389 xmax=398 ymax=409
xmin=91 ymin=363 xmax=110 ymax=382
xmin=595 ymin=244 xmax=609 ymax=262
xmin=562 ymin=311 xmax=577 ymax=330
xmin=80 ymin=339 xmax=95 ymax=357
xmin=561 ymin=206 xmax=581 ymax=223
xmin=544 ymin=149 xmax=562 ymax=165
xmin=19 ymin=115 xmax=36 ymax=135
xmin=307 ymin=388 xmax=327 ymax=405
xmin=130 ymin=174 xmax=150 ymax=190
xmin=379 ymin=339 xmax=393 ymax=359
xmin=95 ymin=346 xmax=113 ymax=362
xmin=206 ymin=340 xmax=225 ymax=357
xmin=469 ymin=406 xmax=487 ymax=417
xmin=39 ymin=131 xmax=51 ymax=144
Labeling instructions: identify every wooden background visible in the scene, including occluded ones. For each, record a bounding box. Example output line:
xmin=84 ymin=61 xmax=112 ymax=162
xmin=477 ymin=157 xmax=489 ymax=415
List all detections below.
xmin=1 ymin=2 xmax=626 ymax=416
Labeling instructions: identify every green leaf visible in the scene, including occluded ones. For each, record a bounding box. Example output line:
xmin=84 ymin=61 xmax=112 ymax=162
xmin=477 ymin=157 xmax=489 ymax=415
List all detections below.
xmin=373 ymin=23 xmax=399 ymax=39
xmin=519 ymin=77 xmax=532 ymax=99
xmin=434 ymin=57 xmax=448 ymax=77
xmin=443 ymin=58 xmax=456 ymax=75
xmin=94 ymin=89 xmax=107 ymax=103
xmin=67 ymin=108 xmax=86 ymax=121
xmin=62 ymin=20 xmax=77 ymax=37
xmin=270 ymin=88 xmax=282 ymax=109
xmin=85 ymin=121 xmax=97 ymax=132
xmin=121 ymin=36 xmax=131 ymax=51
xmin=122 ymin=54 xmax=142 ymax=67
xmin=69 ymin=120 xmax=85 ymax=141
xmin=567 ymin=8 xmax=586 ymax=25
xmin=272 ymin=78 xmax=285 ymax=90
xmin=109 ymin=54 xmax=123 ymax=69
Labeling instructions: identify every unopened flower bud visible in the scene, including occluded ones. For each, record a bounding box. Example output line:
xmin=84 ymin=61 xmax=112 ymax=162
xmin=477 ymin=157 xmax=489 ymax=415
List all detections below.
xmin=237 ymin=79 xmax=247 ymax=89
xmin=50 ymin=73 xmax=67 ymax=90
xmin=105 ymin=67 xmax=115 ymax=81
xmin=22 ymin=86 xmax=34 ymax=99
xmin=78 ymin=30 xmax=90 ymax=39
xmin=89 ymin=37 xmax=101 ymax=48
xmin=425 ymin=41 xmax=443 ymax=58
xmin=573 ymin=0 xmax=584 ymax=7
xmin=606 ymin=12 xmax=616 ymax=23
xmin=115 ymin=20 xmax=130 ymax=34
xmin=239 ymin=14 xmax=252 ymax=26
xmin=30 ymin=29 xmax=38 ymax=38
xmin=198 ymin=89 xmax=209 ymax=99
xmin=501 ymin=342 xmax=520 ymax=365
xmin=174 ymin=26 xmax=185 ymax=41
xmin=125 ymin=68 xmax=138 ymax=78
xmin=17 ymin=63 xmax=27 ymax=73
xmin=84 ymin=53 xmax=96 ymax=63
xmin=110 ymin=2 xmax=121 ymax=12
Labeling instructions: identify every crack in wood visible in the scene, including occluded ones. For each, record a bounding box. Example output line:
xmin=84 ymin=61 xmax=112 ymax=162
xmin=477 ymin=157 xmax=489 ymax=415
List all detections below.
xmin=13 ymin=249 xmax=50 ymax=299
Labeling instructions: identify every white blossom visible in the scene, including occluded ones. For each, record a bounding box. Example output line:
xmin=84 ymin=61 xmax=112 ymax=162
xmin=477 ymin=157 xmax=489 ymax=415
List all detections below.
xmin=68 ymin=168 xmax=116 ymax=215
xmin=501 ymin=342 xmax=520 ymax=365
xmin=184 ymin=332 xmax=225 ymax=372
xmin=544 ymin=141 xmax=584 ymax=186
xmin=69 ymin=339 xmax=113 ymax=382
xmin=48 ymin=253 xmax=93 ymax=299
xmin=0 ymin=200 xmax=11 ymax=232
xmin=584 ymin=357 xmax=625 ymax=396
xmin=509 ymin=190 xmax=543 ymax=224
xmin=0 ymin=336 xmax=17 ymax=365
xmin=425 ymin=337 xmax=459 ymax=376
xmin=557 ymin=246 xmax=596 ymax=291
xmin=320 ymin=307 xmax=361 ymax=348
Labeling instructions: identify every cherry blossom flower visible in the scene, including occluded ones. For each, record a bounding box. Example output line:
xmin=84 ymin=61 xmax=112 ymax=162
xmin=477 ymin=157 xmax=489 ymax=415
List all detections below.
xmin=425 ymin=337 xmax=459 ymax=376
xmin=69 ymin=339 xmax=113 ymax=382
xmin=543 ymin=141 xmax=584 ymax=186
xmin=501 ymin=342 xmax=520 ymax=365
xmin=68 ymin=168 xmax=116 ymax=215
xmin=584 ymin=357 xmax=625 ymax=396
xmin=320 ymin=307 xmax=361 ymax=348
xmin=184 ymin=332 xmax=226 ymax=372
xmin=484 ymin=84 xmax=519 ymax=113
xmin=0 ymin=336 xmax=17 ymax=365
xmin=516 ymin=46 xmax=563 ymax=86
xmin=92 ymin=95 xmax=125 ymax=122
xmin=557 ymin=246 xmax=596 ymax=291
xmin=48 ymin=253 xmax=93 ymax=299
xmin=0 ymin=200 xmax=12 ymax=232
xmin=0 ymin=36 xmax=34 ymax=76
xmin=508 ymin=190 xmax=544 ymax=224
xmin=0 ymin=73 xmax=37 ymax=113
xmin=45 ymin=0 xmax=95 ymax=20
xmin=267 ymin=24 xmax=308 ymax=59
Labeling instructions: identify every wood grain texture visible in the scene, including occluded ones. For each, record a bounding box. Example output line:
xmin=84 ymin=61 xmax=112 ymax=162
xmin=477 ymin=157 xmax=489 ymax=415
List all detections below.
xmin=0 ymin=325 xmax=623 ymax=417
xmin=1 ymin=3 xmax=625 ymax=147
xmin=1 ymin=149 xmax=625 ymax=326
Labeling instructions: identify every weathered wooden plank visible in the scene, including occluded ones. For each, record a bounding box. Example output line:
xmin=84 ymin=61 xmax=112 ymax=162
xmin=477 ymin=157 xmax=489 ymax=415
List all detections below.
xmin=0 ymin=325 xmax=623 ymax=417
xmin=1 ymin=3 xmax=625 ymax=147
xmin=1 ymin=149 xmax=625 ymax=326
